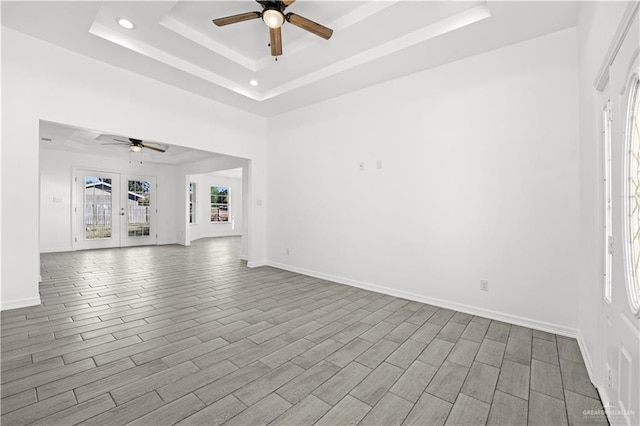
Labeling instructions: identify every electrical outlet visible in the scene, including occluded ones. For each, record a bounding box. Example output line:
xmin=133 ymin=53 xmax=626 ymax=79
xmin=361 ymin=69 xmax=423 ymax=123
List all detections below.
xmin=480 ymin=280 xmax=489 ymax=291
xmin=359 ymin=162 xmax=365 ymax=171
xmin=285 ymin=248 xmax=290 ymax=255
xmin=606 ymin=364 xmax=614 ymax=388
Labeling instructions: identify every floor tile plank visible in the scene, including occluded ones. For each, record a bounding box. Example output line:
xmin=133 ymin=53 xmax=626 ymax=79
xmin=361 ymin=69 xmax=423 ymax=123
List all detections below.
xmin=233 ymin=362 xmax=304 ymax=406
xmin=156 ymin=359 xmax=238 ymax=402
xmin=460 ymin=361 xmax=500 ymax=403
xmin=360 ymin=392 xmax=413 ymax=426
xmin=350 ymin=361 xmax=404 ymax=406
xmin=194 ymin=361 xmax=273 ymax=405
xmin=0 ymin=391 xmax=76 ymax=425
xmin=496 ymin=359 xmax=530 ymax=400
xmin=224 ymin=393 xmax=291 ymax=426
xmin=276 ymin=360 xmax=340 ymax=404
xmin=445 ymin=393 xmax=491 ymax=426
xmin=389 ymin=359 xmax=438 ymax=403
xmin=403 ymin=392 xmax=452 ymax=426
xmin=177 ymin=394 xmax=246 ymax=426
xmin=487 ymin=390 xmax=528 ymax=426
xmin=315 ymin=395 xmax=371 ymax=426
xmin=425 ymin=360 xmax=469 ymax=403
xmin=127 ymin=393 xmax=205 ymax=426
xmin=313 ymin=361 xmax=371 ymax=405
xmin=530 ymin=359 xmax=564 ymax=400
xmin=271 ymin=394 xmax=331 ymax=426
xmin=78 ymin=391 xmax=164 ymax=425
xmin=110 ymin=361 xmax=199 ymax=405
xmin=31 ymin=394 xmax=116 ymax=426
xmin=528 ymin=390 xmax=568 ymax=426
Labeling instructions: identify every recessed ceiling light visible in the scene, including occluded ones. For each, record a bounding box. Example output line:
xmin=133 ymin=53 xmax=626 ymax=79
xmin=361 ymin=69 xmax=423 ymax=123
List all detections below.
xmin=249 ymin=80 xmax=259 ymax=87
xmin=117 ymin=18 xmax=135 ymax=30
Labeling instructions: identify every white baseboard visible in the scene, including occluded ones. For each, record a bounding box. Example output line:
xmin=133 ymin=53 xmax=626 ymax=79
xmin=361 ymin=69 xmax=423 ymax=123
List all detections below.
xmin=247 ymin=260 xmax=268 ymax=268
xmin=576 ymin=331 xmax=595 ymax=382
xmin=189 ymin=234 xmax=242 ymax=244
xmin=40 ymin=246 xmax=72 ymax=254
xmin=1 ymin=296 xmax=42 ymax=311
xmin=268 ymin=261 xmax=580 ymax=339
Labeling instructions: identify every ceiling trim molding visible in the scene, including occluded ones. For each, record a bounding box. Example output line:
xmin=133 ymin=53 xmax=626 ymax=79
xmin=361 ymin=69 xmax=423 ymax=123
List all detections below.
xmin=593 ymin=1 xmax=639 ymax=92
xmin=261 ymin=3 xmax=491 ymax=101
xmin=160 ymin=1 xmax=400 ymax=73
xmin=89 ymin=21 xmax=261 ymax=100
xmin=160 ymin=15 xmax=258 ymax=72
xmin=90 ymin=3 xmax=489 ymax=103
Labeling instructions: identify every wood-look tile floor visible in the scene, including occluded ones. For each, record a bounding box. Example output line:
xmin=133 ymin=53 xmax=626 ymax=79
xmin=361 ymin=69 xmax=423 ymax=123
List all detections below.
xmin=1 ymin=237 xmax=607 ymax=425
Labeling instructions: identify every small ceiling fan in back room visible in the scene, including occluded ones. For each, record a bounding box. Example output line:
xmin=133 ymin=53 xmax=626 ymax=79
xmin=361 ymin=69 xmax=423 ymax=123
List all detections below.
xmin=212 ymin=0 xmax=333 ymax=58
xmin=100 ymin=135 xmax=167 ymax=153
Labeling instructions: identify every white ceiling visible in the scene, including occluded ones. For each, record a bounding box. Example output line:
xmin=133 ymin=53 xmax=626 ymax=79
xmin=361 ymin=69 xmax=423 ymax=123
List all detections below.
xmin=209 ymin=168 xmax=244 ymax=179
xmin=2 ymin=1 xmax=579 ymax=117
xmin=40 ymin=121 xmax=224 ymax=165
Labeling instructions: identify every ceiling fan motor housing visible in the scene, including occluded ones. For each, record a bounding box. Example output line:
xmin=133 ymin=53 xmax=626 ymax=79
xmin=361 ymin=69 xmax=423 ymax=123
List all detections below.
xmin=259 ymin=1 xmax=287 ymax=13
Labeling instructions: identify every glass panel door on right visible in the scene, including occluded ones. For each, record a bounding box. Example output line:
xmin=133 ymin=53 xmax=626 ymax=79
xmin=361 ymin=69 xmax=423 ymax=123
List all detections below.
xmin=121 ymin=175 xmax=156 ymax=247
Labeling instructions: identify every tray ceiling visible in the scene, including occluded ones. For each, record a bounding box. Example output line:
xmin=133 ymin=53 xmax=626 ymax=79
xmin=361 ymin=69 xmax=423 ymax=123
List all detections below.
xmin=2 ymin=1 xmax=579 ymax=117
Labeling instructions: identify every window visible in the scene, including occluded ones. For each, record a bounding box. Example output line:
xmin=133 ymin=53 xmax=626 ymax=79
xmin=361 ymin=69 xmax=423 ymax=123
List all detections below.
xmin=623 ymin=75 xmax=640 ymax=315
xmin=189 ymin=183 xmax=196 ymax=224
xmin=603 ymin=101 xmax=613 ymax=303
xmin=211 ymin=186 xmax=229 ymax=222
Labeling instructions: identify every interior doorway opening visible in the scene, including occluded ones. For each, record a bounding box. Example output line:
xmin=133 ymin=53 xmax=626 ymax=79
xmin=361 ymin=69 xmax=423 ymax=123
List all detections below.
xmin=183 ymin=162 xmax=250 ymax=261
xmin=38 ymin=120 xmax=250 ymax=258
xmin=186 ymin=168 xmax=243 ymax=242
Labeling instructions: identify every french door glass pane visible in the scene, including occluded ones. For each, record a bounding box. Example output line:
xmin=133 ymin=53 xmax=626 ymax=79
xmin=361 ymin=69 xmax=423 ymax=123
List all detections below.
xmin=128 ymin=180 xmax=151 ymax=237
xmin=84 ymin=176 xmax=112 ymax=239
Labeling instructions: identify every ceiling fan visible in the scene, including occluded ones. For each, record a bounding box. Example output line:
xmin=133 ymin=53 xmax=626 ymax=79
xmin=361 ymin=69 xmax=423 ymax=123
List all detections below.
xmin=212 ymin=0 xmax=333 ymax=57
xmin=100 ymin=135 xmax=167 ymax=153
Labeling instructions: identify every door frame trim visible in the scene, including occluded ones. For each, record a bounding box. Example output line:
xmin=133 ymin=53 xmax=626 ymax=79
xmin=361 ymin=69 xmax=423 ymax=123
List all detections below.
xmin=594 ymin=2 xmax=640 ymax=91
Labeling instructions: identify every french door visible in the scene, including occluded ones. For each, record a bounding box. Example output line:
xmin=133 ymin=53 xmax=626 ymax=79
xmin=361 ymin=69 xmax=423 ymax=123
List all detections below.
xmin=75 ymin=170 xmax=157 ymax=249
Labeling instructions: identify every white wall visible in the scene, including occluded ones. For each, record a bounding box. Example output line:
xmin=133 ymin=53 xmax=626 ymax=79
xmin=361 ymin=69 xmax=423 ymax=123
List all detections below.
xmin=1 ymin=28 xmax=267 ymax=310
xmin=267 ymin=28 xmax=580 ymax=334
xmin=40 ymin=147 xmax=181 ymax=252
xmin=187 ymin=174 xmax=243 ymax=242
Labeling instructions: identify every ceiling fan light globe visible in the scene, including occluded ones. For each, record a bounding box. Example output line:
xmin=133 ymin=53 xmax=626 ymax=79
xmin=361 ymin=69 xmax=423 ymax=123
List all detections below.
xmin=130 ymin=145 xmax=142 ymax=152
xmin=263 ymin=9 xmax=284 ymax=29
